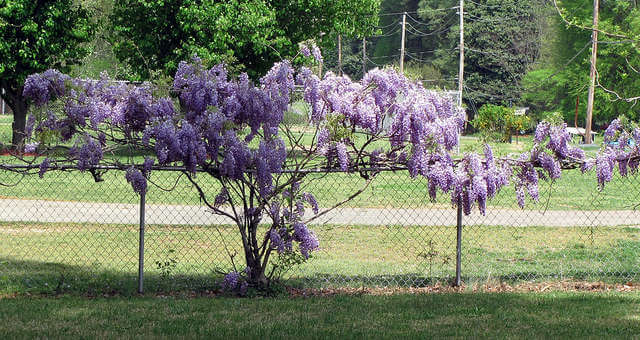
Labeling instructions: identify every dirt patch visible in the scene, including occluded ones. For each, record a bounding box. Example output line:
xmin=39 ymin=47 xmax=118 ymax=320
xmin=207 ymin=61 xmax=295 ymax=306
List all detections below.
xmin=287 ymin=280 xmax=640 ymax=297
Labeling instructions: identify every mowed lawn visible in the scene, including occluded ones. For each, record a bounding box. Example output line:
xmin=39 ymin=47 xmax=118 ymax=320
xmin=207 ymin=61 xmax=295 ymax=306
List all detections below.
xmin=1 ymin=114 xmax=635 ymax=210
xmin=1 ymin=156 xmax=639 ymax=211
xmin=2 ymin=222 xmax=639 ymax=295
xmin=1 ymin=292 xmax=639 ymax=338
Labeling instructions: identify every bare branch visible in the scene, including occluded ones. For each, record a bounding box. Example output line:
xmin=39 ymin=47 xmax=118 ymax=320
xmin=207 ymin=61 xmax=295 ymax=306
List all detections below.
xmin=552 ymin=0 xmax=634 ymax=39
xmin=304 ymin=174 xmax=377 ymax=225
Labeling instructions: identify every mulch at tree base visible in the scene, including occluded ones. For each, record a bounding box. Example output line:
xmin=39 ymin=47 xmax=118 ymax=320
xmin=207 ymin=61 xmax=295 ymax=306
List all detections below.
xmin=3 ymin=280 xmax=638 ymax=300
xmin=286 ymin=280 xmax=639 ymax=297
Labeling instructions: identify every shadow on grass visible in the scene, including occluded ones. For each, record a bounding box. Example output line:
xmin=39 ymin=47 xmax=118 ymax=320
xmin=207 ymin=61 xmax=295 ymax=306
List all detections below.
xmin=3 ymin=256 xmax=639 ymax=296
xmin=0 ymin=257 xmax=220 ymax=296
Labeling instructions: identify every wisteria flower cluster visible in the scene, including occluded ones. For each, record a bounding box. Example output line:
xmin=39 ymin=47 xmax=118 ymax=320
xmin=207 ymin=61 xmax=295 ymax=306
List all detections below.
xmin=221 ymin=270 xmax=249 ymax=295
xmin=595 ymin=116 xmax=640 ymax=187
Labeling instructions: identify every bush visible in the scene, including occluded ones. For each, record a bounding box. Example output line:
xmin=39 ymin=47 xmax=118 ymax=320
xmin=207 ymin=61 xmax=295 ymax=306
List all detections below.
xmin=472 ymin=104 xmax=530 ymax=143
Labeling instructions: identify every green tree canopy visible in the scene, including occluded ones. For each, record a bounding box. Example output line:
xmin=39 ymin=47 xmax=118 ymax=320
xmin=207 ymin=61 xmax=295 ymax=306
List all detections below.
xmin=417 ymin=0 xmax=545 ymax=111
xmin=111 ymin=0 xmax=380 ymax=80
xmin=0 ymin=0 xmax=93 ymax=147
xmin=522 ymin=0 xmax=640 ymax=126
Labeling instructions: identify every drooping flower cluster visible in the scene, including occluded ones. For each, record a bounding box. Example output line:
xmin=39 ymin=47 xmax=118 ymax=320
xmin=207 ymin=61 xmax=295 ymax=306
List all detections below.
xmin=70 ymin=134 xmax=103 ymax=171
xmin=24 ymin=57 xmax=296 ymax=197
xmin=594 ymin=116 xmax=640 ymax=187
xmin=298 ymin=41 xmax=323 ymax=64
xmin=508 ymin=121 xmax=589 ymax=207
xmin=23 ymin=69 xmax=70 ymax=106
xmin=125 ymin=167 xmax=147 ymax=195
xmin=221 ymin=271 xmax=248 ymax=295
xmin=267 ymin=184 xmax=320 ymax=259
xmin=450 ymin=148 xmax=511 ymax=215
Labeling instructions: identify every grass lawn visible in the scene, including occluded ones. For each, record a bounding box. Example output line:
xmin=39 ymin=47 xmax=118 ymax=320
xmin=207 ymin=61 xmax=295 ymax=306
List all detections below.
xmin=2 ymin=222 xmax=639 ymax=295
xmin=1 ymin=115 xmax=629 ymax=210
xmin=0 ymin=292 xmax=639 ymax=338
xmin=1 ymin=156 xmax=639 ymax=211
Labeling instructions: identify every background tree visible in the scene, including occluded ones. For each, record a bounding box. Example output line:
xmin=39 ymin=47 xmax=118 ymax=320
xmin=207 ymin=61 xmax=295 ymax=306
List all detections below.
xmin=522 ymin=0 xmax=640 ymax=126
xmin=0 ymin=0 xmax=93 ymax=148
xmin=110 ymin=0 xmax=380 ymax=80
xmin=417 ymin=0 xmax=545 ymax=111
xmin=69 ymin=0 xmax=132 ymax=80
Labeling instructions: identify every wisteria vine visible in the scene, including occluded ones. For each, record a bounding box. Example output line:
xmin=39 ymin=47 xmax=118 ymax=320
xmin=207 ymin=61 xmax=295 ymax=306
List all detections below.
xmin=18 ymin=46 xmax=636 ymax=290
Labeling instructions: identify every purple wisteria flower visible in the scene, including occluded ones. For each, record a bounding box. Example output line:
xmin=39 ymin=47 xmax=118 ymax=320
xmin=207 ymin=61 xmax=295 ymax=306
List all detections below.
xmin=336 ymin=142 xmax=349 ymax=171
xmin=300 ymin=44 xmax=311 ymax=58
xmin=293 ymin=222 xmax=319 ymax=258
xmin=70 ymin=135 xmax=103 ymax=171
xmin=125 ymin=167 xmax=147 ymax=195
xmin=23 ymin=69 xmax=70 ymax=106
xmin=24 ymin=142 xmax=39 ymax=153
xmin=38 ymin=158 xmax=50 ymax=178
xmin=311 ymin=44 xmax=323 ymax=64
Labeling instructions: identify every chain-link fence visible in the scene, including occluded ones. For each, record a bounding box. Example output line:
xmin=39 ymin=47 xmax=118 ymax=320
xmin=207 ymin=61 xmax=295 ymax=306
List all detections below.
xmin=1 ymin=166 xmax=639 ymax=294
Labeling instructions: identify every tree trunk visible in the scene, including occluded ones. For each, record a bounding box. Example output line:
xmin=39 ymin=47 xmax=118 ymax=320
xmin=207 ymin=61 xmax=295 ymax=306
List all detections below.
xmin=1 ymin=85 xmax=28 ymax=150
xmin=11 ymin=98 xmax=28 ymax=148
xmin=245 ymin=250 xmax=269 ymax=288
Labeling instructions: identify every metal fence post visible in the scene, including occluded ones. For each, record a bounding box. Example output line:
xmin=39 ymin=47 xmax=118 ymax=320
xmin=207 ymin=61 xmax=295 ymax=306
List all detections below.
xmin=138 ymin=191 xmax=146 ymax=294
xmin=455 ymin=197 xmax=463 ymax=287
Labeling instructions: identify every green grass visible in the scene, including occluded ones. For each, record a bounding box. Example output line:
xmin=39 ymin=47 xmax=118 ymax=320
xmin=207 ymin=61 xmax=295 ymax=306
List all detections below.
xmin=1 ymin=292 xmax=639 ymax=338
xmin=0 ymin=115 xmax=12 ymax=143
xmin=1 ymin=114 xmax=631 ymax=210
xmin=2 ymin=222 xmax=639 ymax=295
xmin=1 ymin=162 xmax=639 ymax=210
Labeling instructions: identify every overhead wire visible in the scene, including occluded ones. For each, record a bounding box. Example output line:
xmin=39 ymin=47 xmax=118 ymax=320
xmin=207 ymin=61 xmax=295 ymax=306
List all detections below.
xmin=377 ymin=6 xmax=459 ymax=17
xmin=405 ymin=12 xmax=455 ymax=27
xmin=369 ymin=25 xmax=402 ymax=38
xmin=404 ymin=21 xmax=455 ymax=37
xmin=373 ymin=20 xmax=400 ymax=30
xmin=465 ymin=0 xmax=503 ymax=9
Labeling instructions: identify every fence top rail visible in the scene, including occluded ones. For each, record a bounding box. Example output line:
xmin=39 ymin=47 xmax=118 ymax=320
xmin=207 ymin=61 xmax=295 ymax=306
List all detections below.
xmin=0 ymin=163 xmax=410 ymax=174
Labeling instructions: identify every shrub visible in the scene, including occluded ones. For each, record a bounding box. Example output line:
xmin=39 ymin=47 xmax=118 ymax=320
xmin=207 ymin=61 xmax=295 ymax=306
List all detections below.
xmin=472 ymin=104 xmax=530 ymax=143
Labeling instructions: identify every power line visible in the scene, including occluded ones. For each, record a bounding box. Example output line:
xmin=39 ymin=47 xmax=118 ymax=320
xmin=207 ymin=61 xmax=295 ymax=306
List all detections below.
xmin=466 ymin=13 xmax=530 ymax=23
xmin=378 ymin=7 xmax=459 ymax=17
xmin=370 ymin=25 xmax=402 ymax=38
xmin=405 ymin=12 xmax=455 ymax=27
xmin=404 ymin=21 xmax=454 ymax=37
xmin=405 ymin=52 xmax=432 ymax=63
xmin=365 ymin=56 xmax=386 ymax=68
xmin=374 ymin=21 xmax=400 ymax=30
xmin=367 ymin=53 xmax=401 ymax=60
xmin=461 ymin=40 xmax=592 ymax=101
xmin=465 ymin=0 xmax=502 ymax=9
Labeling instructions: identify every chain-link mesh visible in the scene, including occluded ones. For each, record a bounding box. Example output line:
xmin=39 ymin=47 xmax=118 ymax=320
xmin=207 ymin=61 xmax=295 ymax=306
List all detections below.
xmin=1 ymin=166 xmax=639 ymax=293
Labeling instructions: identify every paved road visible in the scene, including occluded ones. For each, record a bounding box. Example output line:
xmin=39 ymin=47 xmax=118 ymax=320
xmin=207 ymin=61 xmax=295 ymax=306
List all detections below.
xmin=1 ymin=198 xmax=639 ymax=227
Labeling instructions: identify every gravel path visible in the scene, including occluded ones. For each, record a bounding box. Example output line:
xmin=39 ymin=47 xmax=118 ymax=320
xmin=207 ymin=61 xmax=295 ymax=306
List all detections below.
xmin=2 ymin=198 xmax=639 ymax=227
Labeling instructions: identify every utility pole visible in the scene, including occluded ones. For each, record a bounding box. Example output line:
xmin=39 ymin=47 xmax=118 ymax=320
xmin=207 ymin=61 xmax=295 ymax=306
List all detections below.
xmin=338 ymin=35 xmax=343 ymax=76
xmin=457 ymin=0 xmax=465 ymax=154
xmin=400 ymin=12 xmax=406 ymax=74
xmin=458 ymin=0 xmax=464 ymax=109
xmin=362 ymin=38 xmax=367 ymax=77
xmin=585 ymin=0 xmax=599 ymax=144
xmin=455 ymin=0 xmax=465 ymax=288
